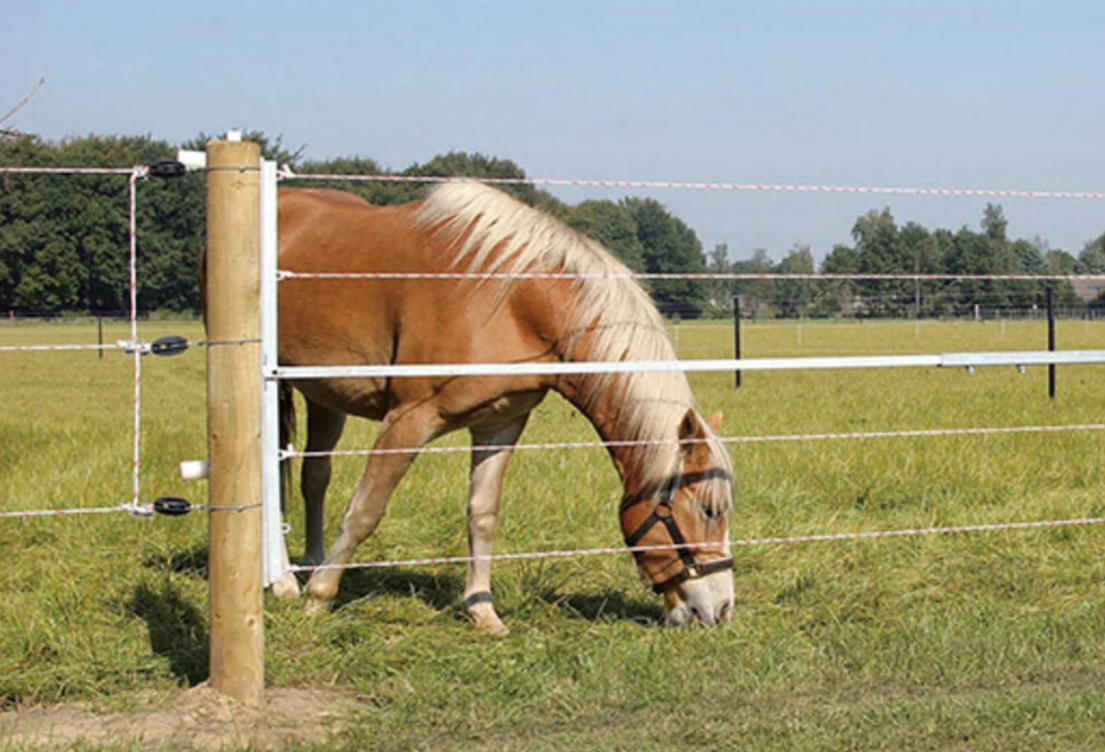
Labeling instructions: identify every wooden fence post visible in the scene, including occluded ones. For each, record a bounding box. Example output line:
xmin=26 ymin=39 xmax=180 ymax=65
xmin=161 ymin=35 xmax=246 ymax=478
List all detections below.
xmin=205 ymin=136 xmax=264 ymax=706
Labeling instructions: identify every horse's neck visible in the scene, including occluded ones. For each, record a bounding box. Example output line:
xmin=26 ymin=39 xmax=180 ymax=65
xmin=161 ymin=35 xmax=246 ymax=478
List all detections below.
xmin=555 ymin=373 xmax=670 ymax=500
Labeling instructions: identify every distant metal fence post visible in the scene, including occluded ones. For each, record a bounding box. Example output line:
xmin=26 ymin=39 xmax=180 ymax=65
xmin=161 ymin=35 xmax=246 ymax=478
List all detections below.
xmin=1047 ymin=287 xmax=1056 ymax=400
xmin=205 ymin=135 xmax=264 ymax=707
xmin=733 ymin=295 xmax=742 ymax=388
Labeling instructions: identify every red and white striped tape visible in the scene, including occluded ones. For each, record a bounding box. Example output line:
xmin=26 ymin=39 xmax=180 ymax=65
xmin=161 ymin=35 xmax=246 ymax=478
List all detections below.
xmin=278 ymin=169 xmax=1105 ymax=202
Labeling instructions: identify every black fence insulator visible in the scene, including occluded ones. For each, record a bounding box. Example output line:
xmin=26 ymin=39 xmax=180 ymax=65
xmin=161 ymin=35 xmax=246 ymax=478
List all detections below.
xmin=148 ymin=160 xmax=187 ymax=179
xmin=153 ymin=496 xmax=193 ymax=516
xmin=151 ymin=335 xmax=189 ymax=356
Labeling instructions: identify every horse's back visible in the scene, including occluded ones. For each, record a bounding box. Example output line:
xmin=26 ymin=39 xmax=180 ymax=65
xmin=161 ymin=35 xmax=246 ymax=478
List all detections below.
xmin=276 ymin=188 xmax=556 ymax=423
xmin=278 ymin=188 xmax=378 ymax=248
xmin=279 ymin=188 xmax=373 ymax=214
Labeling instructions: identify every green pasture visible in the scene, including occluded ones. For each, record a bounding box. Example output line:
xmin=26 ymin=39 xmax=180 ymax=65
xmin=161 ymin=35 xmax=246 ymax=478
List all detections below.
xmin=1 ymin=318 xmax=1104 ymax=750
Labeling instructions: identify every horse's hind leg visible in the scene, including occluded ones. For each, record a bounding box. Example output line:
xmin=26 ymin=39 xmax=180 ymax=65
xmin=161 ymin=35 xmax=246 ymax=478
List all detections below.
xmin=304 ymin=403 xmax=443 ymax=613
xmin=301 ymin=400 xmax=347 ymax=566
xmin=464 ymin=415 xmax=529 ymax=636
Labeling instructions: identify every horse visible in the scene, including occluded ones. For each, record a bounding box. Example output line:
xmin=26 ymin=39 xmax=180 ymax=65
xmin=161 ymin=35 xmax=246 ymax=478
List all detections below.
xmin=273 ymin=182 xmax=735 ymax=632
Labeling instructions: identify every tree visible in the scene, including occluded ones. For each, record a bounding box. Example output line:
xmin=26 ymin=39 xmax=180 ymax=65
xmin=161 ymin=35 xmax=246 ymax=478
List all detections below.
xmin=732 ymin=248 xmax=776 ymax=318
xmin=621 ymin=197 xmax=706 ymax=317
xmin=567 ymin=200 xmax=645 ymax=271
xmin=814 ymin=243 xmax=860 ymax=317
xmin=776 ymin=243 xmax=814 ymax=318
xmin=979 ymin=204 xmax=1019 ymax=310
xmin=981 ymin=203 xmax=1008 ymax=242
xmin=0 ymin=133 xmax=213 ymax=314
xmin=1076 ymin=232 xmax=1105 ymax=273
xmin=8 ymin=131 xmax=1085 ymax=322
xmin=1 ymin=136 xmax=711 ymax=316
xmin=1009 ymin=238 xmax=1047 ymax=311
xmin=295 ymin=155 xmax=410 ymax=205
xmin=852 ymin=208 xmax=911 ymax=317
xmin=942 ymin=227 xmax=988 ymax=315
xmin=898 ymin=221 xmax=939 ymax=317
xmin=1044 ymin=249 xmax=1081 ymax=306
xmin=701 ymin=242 xmax=732 ymax=318
xmin=1018 ymin=238 xmax=1048 ymax=275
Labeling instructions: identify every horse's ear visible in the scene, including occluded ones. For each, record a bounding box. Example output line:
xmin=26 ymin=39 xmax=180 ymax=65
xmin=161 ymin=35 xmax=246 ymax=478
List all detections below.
xmin=707 ymin=411 xmax=723 ymax=433
xmin=678 ymin=409 xmax=703 ymax=440
xmin=678 ymin=409 xmax=709 ymax=463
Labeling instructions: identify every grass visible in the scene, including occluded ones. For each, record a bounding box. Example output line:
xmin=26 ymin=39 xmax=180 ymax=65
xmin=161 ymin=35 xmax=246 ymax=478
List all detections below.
xmin=1 ymin=317 xmax=1104 ymax=750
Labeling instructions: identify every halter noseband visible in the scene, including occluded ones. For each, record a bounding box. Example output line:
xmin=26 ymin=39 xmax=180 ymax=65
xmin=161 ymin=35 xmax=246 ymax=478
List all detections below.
xmin=622 ymin=487 xmax=734 ymax=595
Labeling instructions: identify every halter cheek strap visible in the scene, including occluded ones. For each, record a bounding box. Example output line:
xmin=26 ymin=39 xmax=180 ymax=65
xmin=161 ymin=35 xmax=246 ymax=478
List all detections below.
xmin=624 ymin=502 xmax=696 ymax=565
xmin=623 ymin=498 xmax=734 ymax=594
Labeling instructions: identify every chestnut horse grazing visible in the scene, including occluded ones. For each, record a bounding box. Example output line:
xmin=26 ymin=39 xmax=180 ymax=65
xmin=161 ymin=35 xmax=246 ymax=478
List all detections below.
xmin=276 ymin=183 xmax=734 ymax=632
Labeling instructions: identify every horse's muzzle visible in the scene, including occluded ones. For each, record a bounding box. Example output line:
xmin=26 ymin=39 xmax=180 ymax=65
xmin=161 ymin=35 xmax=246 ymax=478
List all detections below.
xmin=662 ymin=567 xmax=734 ymax=627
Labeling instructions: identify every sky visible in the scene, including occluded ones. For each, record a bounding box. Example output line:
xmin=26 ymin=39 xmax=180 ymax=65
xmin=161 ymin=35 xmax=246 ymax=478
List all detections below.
xmin=3 ymin=0 xmax=1104 ymax=263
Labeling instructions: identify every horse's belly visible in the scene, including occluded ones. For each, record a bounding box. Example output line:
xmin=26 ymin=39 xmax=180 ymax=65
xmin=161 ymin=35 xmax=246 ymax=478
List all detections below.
xmin=450 ymin=389 xmax=547 ymax=431
xmin=296 ymin=378 xmax=389 ymax=421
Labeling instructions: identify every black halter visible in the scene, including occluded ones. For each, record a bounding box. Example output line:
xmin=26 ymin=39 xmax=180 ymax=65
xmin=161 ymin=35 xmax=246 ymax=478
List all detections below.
xmin=623 ymin=486 xmax=734 ymax=595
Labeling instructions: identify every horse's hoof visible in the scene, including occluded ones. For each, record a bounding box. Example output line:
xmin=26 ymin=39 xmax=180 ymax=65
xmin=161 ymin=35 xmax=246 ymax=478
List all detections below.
xmin=271 ymin=573 xmax=301 ymax=600
xmin=468 ymin=607 xmax=510 ymax=637
xmin=304 ymin=596 xmax=331 ymax=615
xmin=477 ymin=619 xmax=510 ymax=637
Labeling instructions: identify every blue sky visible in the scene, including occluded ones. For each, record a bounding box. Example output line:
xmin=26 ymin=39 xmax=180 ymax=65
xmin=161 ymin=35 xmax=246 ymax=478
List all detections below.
xmin=4 ymin=1 xmax=1103 ymax=262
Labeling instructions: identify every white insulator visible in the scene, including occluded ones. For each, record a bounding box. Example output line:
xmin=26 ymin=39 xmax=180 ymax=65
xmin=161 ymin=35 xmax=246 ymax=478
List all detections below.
xmin=180 ymin=459 xmax=209 ymax=481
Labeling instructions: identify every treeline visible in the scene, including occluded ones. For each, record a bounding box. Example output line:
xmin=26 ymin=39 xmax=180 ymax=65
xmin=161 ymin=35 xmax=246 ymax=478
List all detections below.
xmin=1 ymin=135 xmax=204 ymax=314
xmin=715 ymin=206 xmax=1105 ymax=320
xmin=1 ymin=132 xmax=1102 ymax=318
xmin=0 ymin=133 xmax=703 ymax=315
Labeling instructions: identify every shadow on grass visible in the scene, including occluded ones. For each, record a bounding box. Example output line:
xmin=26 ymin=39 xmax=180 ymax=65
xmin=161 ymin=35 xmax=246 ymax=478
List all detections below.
xmin=128 ymin=581 xmax=209 ymax=686
xmin=144 ymin=546 xmax=208 ymax=578
xmin=330 ymin=567 xmax=466 ymax=611
xmin=143 ymin=546 xmax=660 ymax=627
xmin=543 ymin=590 xmax=663 ymax=625
xmin=327 ymin=567 xmax=664 ymax=626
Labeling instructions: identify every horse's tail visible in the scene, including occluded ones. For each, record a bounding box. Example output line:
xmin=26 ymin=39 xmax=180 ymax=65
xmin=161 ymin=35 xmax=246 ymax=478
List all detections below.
xmin=279 ymin=381 xmax=296 ymax=511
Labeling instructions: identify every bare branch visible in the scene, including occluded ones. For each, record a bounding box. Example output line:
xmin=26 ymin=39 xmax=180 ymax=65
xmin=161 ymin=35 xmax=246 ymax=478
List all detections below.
xmin=0 ymin=76 xmax=46 ymax=128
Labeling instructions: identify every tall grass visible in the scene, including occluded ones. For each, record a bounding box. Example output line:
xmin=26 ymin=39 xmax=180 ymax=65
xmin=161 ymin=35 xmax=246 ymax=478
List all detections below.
xmin=1 ymin=318 xmax=1103 ymax=750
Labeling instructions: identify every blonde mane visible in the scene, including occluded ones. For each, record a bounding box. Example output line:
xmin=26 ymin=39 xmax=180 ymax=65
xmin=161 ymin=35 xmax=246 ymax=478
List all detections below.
xmin=415 ymin=183 xmax=732 ymax=510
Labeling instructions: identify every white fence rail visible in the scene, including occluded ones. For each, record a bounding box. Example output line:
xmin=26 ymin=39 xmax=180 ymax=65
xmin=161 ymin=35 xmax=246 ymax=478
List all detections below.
xmin=271 ymin=350 xmax=1105 ymax=381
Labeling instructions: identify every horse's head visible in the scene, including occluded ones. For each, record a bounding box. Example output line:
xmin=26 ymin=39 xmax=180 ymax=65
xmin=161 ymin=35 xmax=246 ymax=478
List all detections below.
xmin=620 ymin=409 xmax=735 ymax=626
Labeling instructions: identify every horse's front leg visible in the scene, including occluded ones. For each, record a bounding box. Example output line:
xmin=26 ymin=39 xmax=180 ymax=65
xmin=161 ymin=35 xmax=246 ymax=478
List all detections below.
xmin=464 ymin=415 xmax=529 ymax=636
xmin=304 ymin=404 xmax=443 ymax=613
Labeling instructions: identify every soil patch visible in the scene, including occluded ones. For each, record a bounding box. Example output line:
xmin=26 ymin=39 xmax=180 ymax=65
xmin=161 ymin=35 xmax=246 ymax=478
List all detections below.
xmin=0 ymin=684 xmax=358 ymax=750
